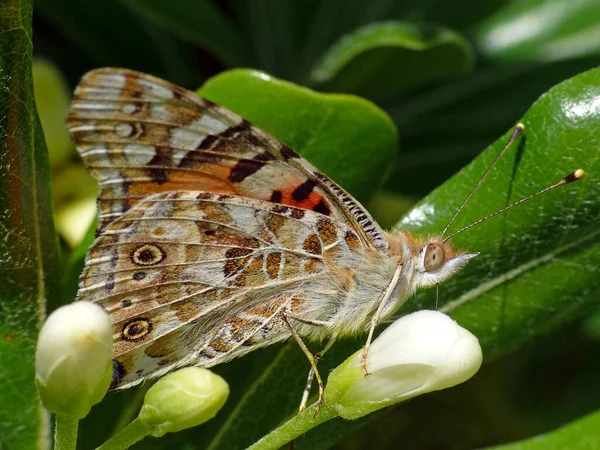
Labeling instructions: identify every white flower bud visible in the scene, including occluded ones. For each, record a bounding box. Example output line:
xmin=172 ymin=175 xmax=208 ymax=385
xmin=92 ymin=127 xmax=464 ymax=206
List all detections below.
xmin=35 ymin=302 xmax=113 ymax=418
xmin=139 ymin=367 xmax=229 ymax=437
xmin=325 ymin=310 xmax=482 ymax=419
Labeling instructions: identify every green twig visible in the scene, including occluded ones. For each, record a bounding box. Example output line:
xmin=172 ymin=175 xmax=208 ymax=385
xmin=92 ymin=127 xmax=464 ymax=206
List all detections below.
xmin=54 ymin=415 xmax=79 ymax=450
xmin=111 ymin=383 xmax=150 ymax=435
xmin=247 ymin=403 xmax=337 ymax=450
xmin=97 ymin=417 xmax=150 ymax=450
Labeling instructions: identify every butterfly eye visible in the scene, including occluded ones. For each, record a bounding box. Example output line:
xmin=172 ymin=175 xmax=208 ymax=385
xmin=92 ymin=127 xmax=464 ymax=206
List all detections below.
xmin=423 ymin=243 xmax=446 ymax=272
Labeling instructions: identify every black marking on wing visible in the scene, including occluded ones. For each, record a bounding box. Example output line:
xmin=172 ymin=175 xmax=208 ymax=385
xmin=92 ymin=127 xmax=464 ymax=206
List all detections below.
xmin=292 ymin=180 xmax=317 ymax=201
xmin=313 ymin=172 xmax=385 ymax=249
xmin=228 ymin=153 xmax=274 ymax=182
xmin=312 ymin=199 xmax=331 ymax=216
xmin=270 ymin=190 xmax=283 ymax=203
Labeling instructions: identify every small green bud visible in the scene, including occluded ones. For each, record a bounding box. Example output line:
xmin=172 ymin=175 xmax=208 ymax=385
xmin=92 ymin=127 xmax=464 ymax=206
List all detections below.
xmin=35 ymin=302 xmax=113 ymax=418
xmin=139 ymin=367 xmax=229 ymax=437
xmin=325 ymin=310 xmax=482 ymax=419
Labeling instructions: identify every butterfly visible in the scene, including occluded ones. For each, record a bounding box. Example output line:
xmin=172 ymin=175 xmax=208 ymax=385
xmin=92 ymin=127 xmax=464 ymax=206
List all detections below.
xmin=67 ymin=68 xmax=485 ymax=405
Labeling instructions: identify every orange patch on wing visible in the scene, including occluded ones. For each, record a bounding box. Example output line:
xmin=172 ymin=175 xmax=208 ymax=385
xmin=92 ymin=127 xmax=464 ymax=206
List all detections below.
xmin=223 ymin=316 xmax=254 ymax=342
xmin=208 ymin=335 xmax=233 ymax=353
xmin=317 ymin=217 xmax=337 ymax=245
xmin=234 ymin=255 xmax=265 ymax=287
xmin=266 ymin=253 xmax=281 ymax=279
xmin=245 ymin=297 xmax=286 ymax=318
xmin=303 ymin=234 xmax=322 ymax=255
xmin=278 ymin=187 xmax=330 ymax=213
xmin=130 ymin=170 xmax=237 ymax=199
xmin=303 ymin=260 xmax=320 ymax=273
xmin=171 ymin=300 xmax=201 ymax=322
xmin=266 ymin=213 xmax=286 ymax=234
xmin=344 ymin=231 xmax=361 ymax=250
xmin=224 ymin=247 xmax=253 ymax=277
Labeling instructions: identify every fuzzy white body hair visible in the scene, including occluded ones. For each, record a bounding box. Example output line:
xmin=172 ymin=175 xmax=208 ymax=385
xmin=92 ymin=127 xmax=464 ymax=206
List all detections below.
xmin=291 ymin=229 xmax=476 ymax=344
xmin=290 ymin=231 xmax=417 ymax=342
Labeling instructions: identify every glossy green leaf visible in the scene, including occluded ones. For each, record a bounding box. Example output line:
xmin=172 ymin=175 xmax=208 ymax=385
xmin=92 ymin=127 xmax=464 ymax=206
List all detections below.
xmin=395 ymin=66 xmax=599 ymax=360
xmin=124 ymin=0 xmax=252 ymax=67
xmin=225 ymin=0 xmax=485 ymax=82
xmin=32 ymin=59 xmax=72 ymax=168
xmin=198 ymin=69 xmax=398 ymax=203
xmin=0 ymin=0 xmax=60 ymax=448
xmin=489 ymin=409 xmax=600 ymax=449
xmin=475 ymin=0 xmax=600 ymax=62
xmin=385 ymin=56 xmax=600 ymax=198
xmin=309 ymin=21 xmax=474 ymax=99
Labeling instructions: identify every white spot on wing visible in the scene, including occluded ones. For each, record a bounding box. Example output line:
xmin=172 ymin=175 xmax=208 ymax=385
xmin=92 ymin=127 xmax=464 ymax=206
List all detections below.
xmin=121 ymin=103 xmax=137 ymax=114
xmin=124 ymin=144 xmax=156 ymax=165
xmin=150 ymin=104 xmax=175 ymax=122
xmin=115 ymin=123 xmax=133 ymax=137
xmin=138 ymin=79 xmax=175 ymax=100
xmin=190 ymin=114 xmax=230 ymax=134
xmin=71 ymin=102 xmax=116 ymax=111
xmin=170 ymin=127 xmax=208 ymax=153
xmin=93 ymin=73 xmax=126 ymax=89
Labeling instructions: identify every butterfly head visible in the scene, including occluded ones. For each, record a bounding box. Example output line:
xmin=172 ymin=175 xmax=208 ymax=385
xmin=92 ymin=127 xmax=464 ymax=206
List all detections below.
xmin=401 ymin=235 xmax=479 ymax=289
xmin=387 ymin=231 xmax=478 ymax=290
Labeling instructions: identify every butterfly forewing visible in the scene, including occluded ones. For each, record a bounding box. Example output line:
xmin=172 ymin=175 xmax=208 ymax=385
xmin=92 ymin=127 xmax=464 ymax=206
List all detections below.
xmin=68 ymin=68 xmax=387 ymax=251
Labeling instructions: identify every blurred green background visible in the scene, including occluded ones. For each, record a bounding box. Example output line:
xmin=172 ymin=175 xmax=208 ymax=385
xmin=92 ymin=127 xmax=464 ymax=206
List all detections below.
xmin=2 ymin=0 xmax=600 ymax=449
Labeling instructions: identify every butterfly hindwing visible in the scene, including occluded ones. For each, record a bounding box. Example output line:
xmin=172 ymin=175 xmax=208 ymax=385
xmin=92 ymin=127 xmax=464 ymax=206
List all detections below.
xmin=68 ymin=68 xmax=387 ymax=251
xmin=77 ymin=190 xmax=365 ymax=388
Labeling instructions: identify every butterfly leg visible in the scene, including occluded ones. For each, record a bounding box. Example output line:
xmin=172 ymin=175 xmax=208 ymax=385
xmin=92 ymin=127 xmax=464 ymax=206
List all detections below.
xmin=361 ymin=263 xmax=404 ymax=376
xmin=282 ymin=313 xmax=325 ymax=417
xmin=298 ymin=338 xmax=336 ymax=414
xmin=361 ymin=304 xmax=386 ymax=376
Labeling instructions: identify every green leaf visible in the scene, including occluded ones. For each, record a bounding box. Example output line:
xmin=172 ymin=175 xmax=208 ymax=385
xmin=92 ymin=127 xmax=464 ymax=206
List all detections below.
xmin=385 ymin=57 xmax=600 ymax=198
xmin=198 ymin=68 xmax=398 ymax=203
xmin=60 ymin=217 xmax=97 ymax=305
xmin=32 ymin=59 xmax=72 ymax=168
xmin=124 ymin=0 xmax=253 ymax=67
xmin=309 ymin=21 xmax=475 ymax=99
xmin=489 ymin=409 xmax=600 ymax=449
xmin=397 ymin=66 xmax=600 ymax=360
xmin=475 ymin=0 xmax=600 ymax=62
xmin=0 ymin=0 xmax=60 ymax=448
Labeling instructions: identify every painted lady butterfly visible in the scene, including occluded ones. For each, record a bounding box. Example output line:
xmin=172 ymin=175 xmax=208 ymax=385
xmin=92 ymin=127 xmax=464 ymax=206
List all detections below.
xmin=68 ymin=68 xmax=516 ymax=406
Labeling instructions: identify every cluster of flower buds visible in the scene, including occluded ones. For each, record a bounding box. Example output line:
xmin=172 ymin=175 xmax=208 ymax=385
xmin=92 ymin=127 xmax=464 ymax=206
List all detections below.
xmin=35 ymin=302 xmax=481 ymax=448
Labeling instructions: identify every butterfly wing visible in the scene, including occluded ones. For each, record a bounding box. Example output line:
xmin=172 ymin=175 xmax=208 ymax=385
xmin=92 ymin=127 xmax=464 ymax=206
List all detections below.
xmin=77 ymin=191 xmax=365 ymax=388
xmin=68 ymin=68 xmax=387 ymax=251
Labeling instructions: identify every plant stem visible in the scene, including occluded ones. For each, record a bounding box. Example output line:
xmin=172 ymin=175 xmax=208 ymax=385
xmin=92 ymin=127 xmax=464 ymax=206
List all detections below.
xmin=97 ymin=417 xmax=150 ymax=450
xmin=54 ymin=415 xmax=79 ymax=450
xmin=111 ymin=383 xmax=150 ymax=435
xmin=246 ymin=403 xmax=337 ymax=450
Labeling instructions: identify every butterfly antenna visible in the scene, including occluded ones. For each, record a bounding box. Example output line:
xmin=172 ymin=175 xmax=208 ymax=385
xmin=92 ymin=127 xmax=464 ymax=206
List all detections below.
xmin=443 ymin=169 xmax=584 ymax=243
xmin=441 ymin=123 xmax=525 ymax=238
